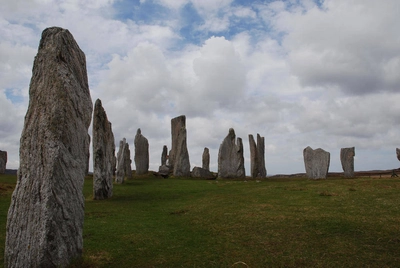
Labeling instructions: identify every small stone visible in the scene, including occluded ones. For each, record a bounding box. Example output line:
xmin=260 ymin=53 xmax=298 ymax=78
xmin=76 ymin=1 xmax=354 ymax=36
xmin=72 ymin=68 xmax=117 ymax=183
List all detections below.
xmin=192 ymin=166 xmax=215 ymax=179
xmin=218 ymin=128 xmax=245 ymax=178
xmin=340 ymin=147 xmax=355 ymax=178
xmin=202 ymin=147 xmax=210 ymax=171
xmin=134 ymin=128 xmax=149 ymax=175
xmin=158 ymin=165 xmax=171 ymax=178
xmin=303 ymin=146 xmax=330 ymax=179
xmin=0 ymin=150 xmax=7 ymax=174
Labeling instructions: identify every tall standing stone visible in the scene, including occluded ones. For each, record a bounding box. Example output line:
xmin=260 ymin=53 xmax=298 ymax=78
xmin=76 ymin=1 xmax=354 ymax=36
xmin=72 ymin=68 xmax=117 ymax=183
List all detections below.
xmin=249 ymin=134 xmax=267 ymax=178
xmin=202 ymin=147 xmax=210 ymax=171
xmin=5 ymin=27 xmax=92 ymax=268
xmin=396 ymin=148 xmax=400 ymax=162
xmin=92 ymin=99 xmax=115 ymax=200
xmin=256 ymin=134 xmax=267 ymax=178
xmin=161 ymin=145 xmax=168 ymax=166
xmin=115 ymin=138 xmax=132 ymax=183
xmin=134 ymin=128 xmax=149 ymax=175
xmin=169 ymin=115 xmax=190 ymax=177
xmin=0 ymin=150 xmax=7 ymax=174
xmin=340 ymin=147 xmax=355 ymax=178
xmin=303 ymin=146 xmax=330 ymax=179
xmin=218 ymin=128 xmax=245 ymax=178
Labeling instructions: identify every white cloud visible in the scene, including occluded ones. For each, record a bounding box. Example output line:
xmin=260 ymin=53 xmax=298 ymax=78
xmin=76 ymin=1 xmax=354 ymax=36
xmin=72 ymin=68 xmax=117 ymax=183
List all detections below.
xmin=270 ymin=0 xmax=400 ymax=94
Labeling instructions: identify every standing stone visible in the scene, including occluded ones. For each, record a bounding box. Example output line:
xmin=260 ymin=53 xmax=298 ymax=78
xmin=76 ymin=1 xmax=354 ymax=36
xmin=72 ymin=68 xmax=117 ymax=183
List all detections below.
xmin=249 ymin=134 xmax=267 ymax=178
xmin=218 ymin=128 xmax=245 ymax=178
xmin=340 ymin=147 xmax=355 ymax=178
xmin=202 ymin=147 xmax=210 ymax=171
xmin=303 ymin=146 xmax=330 ymax=179
xmin=92 ymin=99 xmax=115 ymax=200
xmin=158 ymin=145 xmax=171 ymax=177
xmin=134 ymin=128 xmax=149 ymax=175
xmin=169 ymin=115 xmax=190 ymax=177
xmin=115 ymin=138 xmax=132 ymax=183
xmin=396 ymin=148 xmax=400 ymax=162
xmin=125 ymin=143 xmax=132 ymax=179
xmin=256 ymin=134 xmax=267 ymax=178
xmin=161 ymin=145 xmax=168 ymax=166
xmin=5 ymin=27 xmax=92 ymax=268
xmin=0 ymin=150 xmax=7 ymax=174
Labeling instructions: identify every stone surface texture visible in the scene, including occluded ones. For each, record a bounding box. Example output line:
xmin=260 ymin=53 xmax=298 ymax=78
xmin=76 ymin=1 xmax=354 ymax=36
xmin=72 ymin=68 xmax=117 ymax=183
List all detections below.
xmin=249 ymin=134 xmax=267 ymax=178
xmin=0 ymin=150 xmax=7 ymax=174
xmin=202 ymin=147 xmax=210 ymax=171
xmin=218 ymin=128 xmax=245 ymax=178
xmin=397 ymin=148 xmax=400 ymax=162
xmin=92 ymin=99 xmax=115 ymax=200
xmin=115 ymin=138 xmax=132 ymax=183
xmin=5 ymin=27 xmax=92 ymax=268
xmin=340 ymin=147 xmax=355 ymax=178
xmin=134 ymin=128 xmax=149 ymax=175
xmin=169 ymin=115 xmax=190 ymax=176
xmin=303 ymin=146 xmax=330 ymax=179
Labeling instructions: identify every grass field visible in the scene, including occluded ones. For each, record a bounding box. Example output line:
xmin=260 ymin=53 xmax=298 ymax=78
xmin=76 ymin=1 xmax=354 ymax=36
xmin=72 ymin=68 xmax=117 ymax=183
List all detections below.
xmin=1 ymin=173 xmax=400 ymax=267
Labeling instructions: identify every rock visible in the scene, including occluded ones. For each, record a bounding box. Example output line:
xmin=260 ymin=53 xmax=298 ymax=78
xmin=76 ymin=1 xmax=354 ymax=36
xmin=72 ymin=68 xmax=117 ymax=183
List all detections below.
xmin=303 ymin=146 xmax=330 ymax=179
xmin=92 ymin=99 xmax=115 ymax=200
xmin=115 ymin=138 xmax=132 ymax=183
xmin=0 ymin=150 xmax=7 ymax=174
xmin=5 ymin=27 xmax=92 ymax=267
xmin=249 ymin=134 xmax=267 ymax=178
xmin=161 ymin=145 xmax=168 ymax=166
xmin=340 ymin=147 xmax=355 ymax=178
xmin=218 ymin=128 xmax=245 ymax=178
xmin=169 ymin=115 xmax=190 ymax=177
xmin=396 ymin=148 xmax=400 ymax=162
xmin=158 ymin=165 xmax=172 ymax=178
xmin=192 ymin=166 xmax=215 ymax=179
xmin=202 ymin=147 xmax=210 ymax=171
xmin=134 ymin=128 xmax=149 ymax=175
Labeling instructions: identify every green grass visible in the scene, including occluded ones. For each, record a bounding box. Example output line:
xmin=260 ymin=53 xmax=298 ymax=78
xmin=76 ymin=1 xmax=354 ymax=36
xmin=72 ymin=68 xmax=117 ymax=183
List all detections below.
xmin=1 ymin=173 xmax=400 ymax=267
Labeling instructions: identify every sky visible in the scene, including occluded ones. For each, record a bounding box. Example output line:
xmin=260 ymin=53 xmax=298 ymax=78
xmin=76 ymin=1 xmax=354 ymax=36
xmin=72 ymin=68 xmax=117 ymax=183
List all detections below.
xmin=1 ymin=0 xmax=400 ymax=175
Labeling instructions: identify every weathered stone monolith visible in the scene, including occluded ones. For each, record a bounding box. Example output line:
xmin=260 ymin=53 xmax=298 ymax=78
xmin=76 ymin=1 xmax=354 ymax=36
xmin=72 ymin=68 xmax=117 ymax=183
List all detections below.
xmin=249 ymin=134 xmax=267 ymax=178
xmin=218 ymin=128 xmax=245 ymax=178
xmin=396 ymin=148 xmax=400 ymax=162
xmin=93 ymin=99 xmax=115 ymax=200
xmin=0 ymin=150 xmax=7 ymax=174
xmin=115 ymin=138 xmax=132 ymax=183
xmin=303 ymin=146 xmax=330 ymax=179
xmin=202 ymin=147 xmax=210 ymax=171
xmin=340 ymin=147 xmax=355 ymax=178
xmin=169 ymin=115 xmax=190 ymax=176
xmin=161 ymin=145 xmax=168 ymax=166
xmin=134 ymin=128 xmax=149 ymax=175
xmin=5 ymin=27 xmax=92 ymax=268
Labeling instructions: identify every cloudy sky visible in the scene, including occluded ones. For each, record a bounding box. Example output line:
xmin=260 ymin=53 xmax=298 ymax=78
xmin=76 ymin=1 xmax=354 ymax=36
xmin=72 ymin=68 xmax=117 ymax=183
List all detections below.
xmin=1 ymin=0 xmax=400 ymax=175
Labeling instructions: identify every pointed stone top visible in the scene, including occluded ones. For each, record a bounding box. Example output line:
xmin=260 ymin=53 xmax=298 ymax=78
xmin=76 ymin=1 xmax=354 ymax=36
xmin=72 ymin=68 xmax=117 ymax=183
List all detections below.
xmin=228 ymin=128 xmax=235 ymax=138
xmin=95 ymin=98 xmax=102 ymax=107
xmin=137 ymin=128 xmax=141 ymax=135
